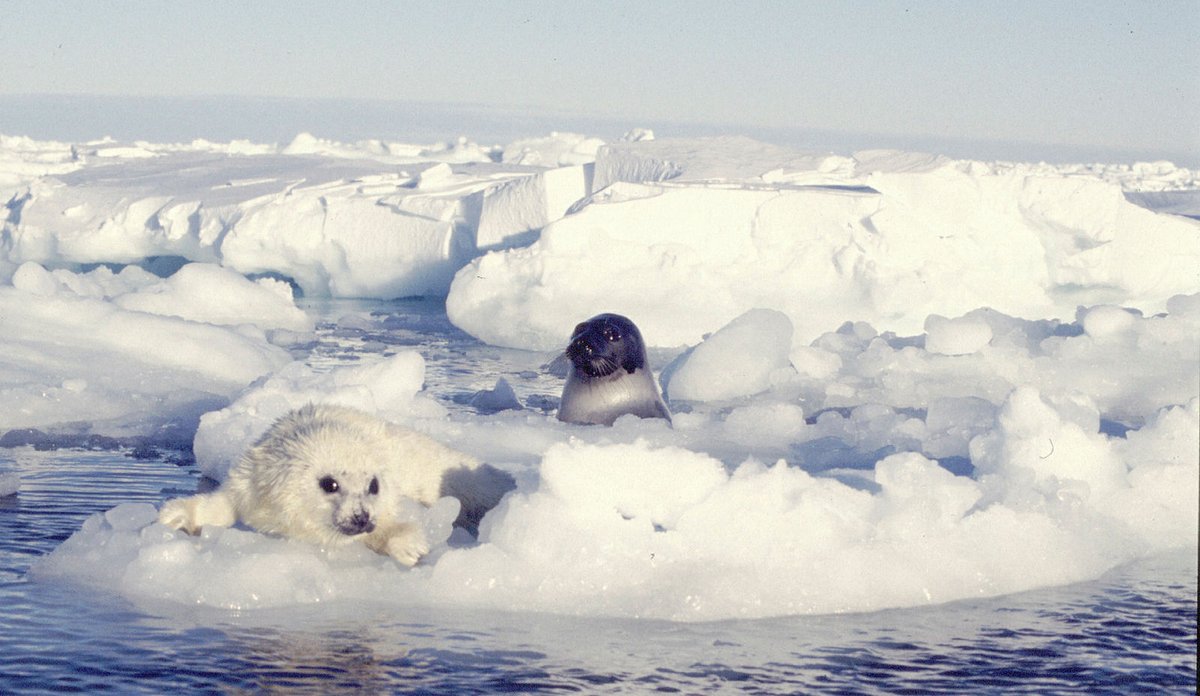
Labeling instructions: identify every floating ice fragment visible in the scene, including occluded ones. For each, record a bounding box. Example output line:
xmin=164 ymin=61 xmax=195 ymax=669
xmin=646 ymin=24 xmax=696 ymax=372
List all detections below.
xmin=0 ymin=472 xmax=19 ymax=497
xmin=469 ymin=377 xmax=523 ymax=414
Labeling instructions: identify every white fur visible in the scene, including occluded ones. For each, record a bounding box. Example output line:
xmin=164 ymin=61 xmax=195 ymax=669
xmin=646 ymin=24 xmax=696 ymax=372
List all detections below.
xmin=158 ymin=403 xmax=511 ymax=566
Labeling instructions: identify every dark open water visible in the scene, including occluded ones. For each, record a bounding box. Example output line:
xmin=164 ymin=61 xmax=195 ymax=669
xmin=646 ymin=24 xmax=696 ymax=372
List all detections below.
xmin=0 ymin=300 xmax=1195 ymax=694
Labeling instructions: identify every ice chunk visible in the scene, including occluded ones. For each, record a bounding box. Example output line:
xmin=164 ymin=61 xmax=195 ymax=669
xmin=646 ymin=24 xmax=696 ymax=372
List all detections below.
xmin=448 ymin=184 xmax=791 ymax=350
xmin=1079 ymin=304 xmax=1137 ymax=340
xmin=873 ymin=452 xmax=982 ymax=538
xmin=468 ymin=377 xmax=523 ymax=414
xmin=10 ymin=261 xmax=61 ymax=295
xmin=3 ymin=147 xmax=539 ymax=299
xmin=449 ymin=138 xmax=1200 ymax=352
xmin=665 ymin=309 xmax=794 ymax=402
xmin=12 ymin=261 xmax=159 ymax=299
xmin=104 ymin=503 xmax=159 ymax=532
xmin=1037 ymin=297 xmax=1199 ymax=423
xmin=924 ymin=314 xmax=993 ymax=355
xmin=789 ymin=344 xmax=843 ymax=380
xmin=476 ymin=165 xmax=592 ymax=250
xmin=536 ymin=439 xmax=728 ymax=528
xmin=0 ymin=472 xmax=19 ymax=497
xmin=720 ymin=402 xmax=808 ymax=449
xmin=112 ymin=263 xmax=313 ymax=332
xmin=500 ymin=132 xmax=603 ymax=167
xmin=397 ymin=496 xmax=462 ymax=552
xmin=970 ymin=386 xmax=1127 ymax=505
xmin=923 ymin=397 xmax=998 ymax=459
xmin=29 ymin=408 xmax=1200 ymax=620
xmin=0 ymin=276 xmax=291 ymax=444
xmin=1109 ymin=400 xmax=1200 ymax=542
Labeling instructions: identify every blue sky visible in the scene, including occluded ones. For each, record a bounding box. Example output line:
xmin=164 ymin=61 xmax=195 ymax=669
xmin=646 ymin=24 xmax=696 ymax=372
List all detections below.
xmin=2 ymin=1 xmax=1197 ymax=163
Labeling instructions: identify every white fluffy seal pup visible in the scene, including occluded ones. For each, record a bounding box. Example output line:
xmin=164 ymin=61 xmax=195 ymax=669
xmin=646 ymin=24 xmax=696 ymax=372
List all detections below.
xmin=556 ymin=313 xmax=672 ymax=426
xmin=158 ymin=403 xmax=514 ymax=566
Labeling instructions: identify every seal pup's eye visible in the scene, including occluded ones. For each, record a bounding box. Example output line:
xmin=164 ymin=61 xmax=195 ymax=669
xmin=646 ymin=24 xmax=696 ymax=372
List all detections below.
xmin=603 ymin=326 xmax=621 ymax=342
xmin=368 ymin=477 xmax=379 ymax=495
xmin=318 ymin=476 xmax=339 ymax=493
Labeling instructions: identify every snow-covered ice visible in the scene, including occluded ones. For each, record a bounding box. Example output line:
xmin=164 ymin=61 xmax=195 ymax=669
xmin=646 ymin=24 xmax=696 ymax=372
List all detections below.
xmin=448 ymin=139 xmax=1199 ymax=351
xmin=3 ymin=130 xmax=1197 ymax=620
xmin=0 ymin=261 xmax=292 ymax=446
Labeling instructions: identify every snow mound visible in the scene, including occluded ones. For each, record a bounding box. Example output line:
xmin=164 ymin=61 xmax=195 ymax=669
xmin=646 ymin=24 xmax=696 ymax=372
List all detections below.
xmin=10 ymin=261 xmax=309 ymax=333
xmin=7 ymin=132 xmax=1196 ymax=351
xmin=800 ymin=298 xmax=1200 ymax=427
xmin=0 ymin=263 xmax=292 ymax=446
xmin=111 ymin=263 xmax=311 ymax=332
xmin=664 ymin=308 xmax=795 ymax=402
xmin=448 ymin=140 xmax=1200 ymax=350
xmin=1 ymin=132 xmax=602 ymax=298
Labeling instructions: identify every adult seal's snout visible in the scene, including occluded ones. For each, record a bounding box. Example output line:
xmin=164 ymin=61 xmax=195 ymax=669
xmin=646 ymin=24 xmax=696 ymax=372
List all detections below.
xmin=557 ymin=313 xmax=671 ymax=426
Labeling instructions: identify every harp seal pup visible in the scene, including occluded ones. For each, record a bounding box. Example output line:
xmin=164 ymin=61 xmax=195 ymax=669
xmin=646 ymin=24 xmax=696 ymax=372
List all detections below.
xmin=157 ymin=403 xmax=514 ymax=566
xmin=556 ymin=313 xmax=672 ymax=426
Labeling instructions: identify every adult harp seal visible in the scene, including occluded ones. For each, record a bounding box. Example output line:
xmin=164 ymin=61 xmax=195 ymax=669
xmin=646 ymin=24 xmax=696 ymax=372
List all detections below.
xmin=556 ymin=313 xmax=671 ymax=426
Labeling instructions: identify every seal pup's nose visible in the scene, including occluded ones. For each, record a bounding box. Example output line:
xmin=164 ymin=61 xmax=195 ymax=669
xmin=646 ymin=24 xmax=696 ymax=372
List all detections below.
xmin=339 ymin=510 xmax=375 ymax=536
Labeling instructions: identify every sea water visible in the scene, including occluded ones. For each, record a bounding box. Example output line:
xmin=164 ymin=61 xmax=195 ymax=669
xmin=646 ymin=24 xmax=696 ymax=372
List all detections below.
xmin=0 ymin=299 xmax=1195 ymax=694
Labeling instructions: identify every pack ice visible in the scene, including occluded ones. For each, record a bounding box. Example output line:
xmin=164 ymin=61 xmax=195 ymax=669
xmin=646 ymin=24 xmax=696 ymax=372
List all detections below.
xmin=4 ymin=130 xmax=1198 ymax=620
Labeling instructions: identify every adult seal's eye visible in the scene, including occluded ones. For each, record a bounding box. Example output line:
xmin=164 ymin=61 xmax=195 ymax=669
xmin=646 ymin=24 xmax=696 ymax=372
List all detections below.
xmin=604 ymin=326 xmax=621 ymax=341
xmin=368 ymin=477 xmax=379 ymax=495
xmin=318 ymin=476 xmax=339 ymax=493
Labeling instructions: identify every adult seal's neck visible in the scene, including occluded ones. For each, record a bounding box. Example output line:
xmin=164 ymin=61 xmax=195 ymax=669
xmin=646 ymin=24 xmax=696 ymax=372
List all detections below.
xmin=558 ymin=366 xmax=671 ymax=426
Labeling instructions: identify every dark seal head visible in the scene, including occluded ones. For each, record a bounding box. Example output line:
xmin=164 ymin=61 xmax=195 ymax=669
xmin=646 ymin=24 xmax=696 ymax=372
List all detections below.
xmin=557 ymin=313 xmax=671 ymax=426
